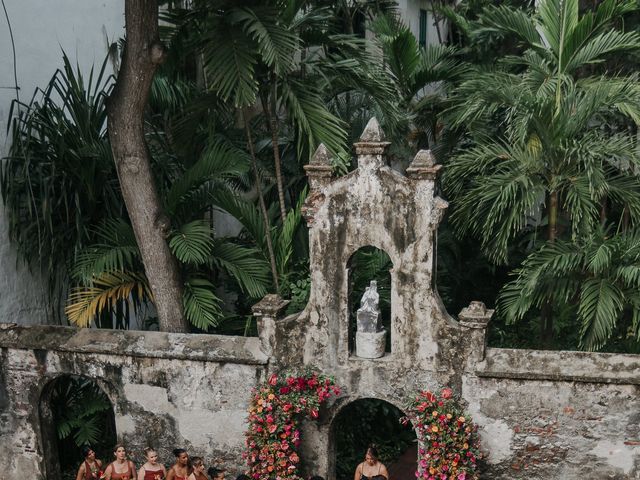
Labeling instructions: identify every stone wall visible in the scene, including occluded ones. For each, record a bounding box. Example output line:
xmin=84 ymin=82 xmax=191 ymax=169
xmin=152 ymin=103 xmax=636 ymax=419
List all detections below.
xmin=0 ymin=118 xmax=639 ymax=479
xmin=0 ymin=324 xmax=268 ymax=478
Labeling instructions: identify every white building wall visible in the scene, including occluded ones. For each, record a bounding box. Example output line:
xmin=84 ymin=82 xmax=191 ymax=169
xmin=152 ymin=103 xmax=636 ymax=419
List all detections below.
xmin=397 ymin=0 xmax=448 ymax=46
xmin=0 ymin=1 xmax=124 ymax=324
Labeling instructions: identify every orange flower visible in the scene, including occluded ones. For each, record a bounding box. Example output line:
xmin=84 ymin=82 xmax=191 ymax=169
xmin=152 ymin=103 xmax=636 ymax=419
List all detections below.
xmin=432 ymin=425 xmax=439 ymax=433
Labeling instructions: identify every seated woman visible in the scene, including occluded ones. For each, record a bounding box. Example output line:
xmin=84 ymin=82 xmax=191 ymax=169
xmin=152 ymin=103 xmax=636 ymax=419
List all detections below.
xmin=166 ymin=449 xmax=191 ymax=480
xmin=187 ymin=457 xmax=208 ymax=480
xmin=137 ymin=447 xmax=166 ymax=480
xmin=353 ymin=446 xmax=388 ymax=480
xmin=103 ymin=444 xmax=136 ymax=480
xmin=75 ymin=446 xmax=103 ymax=480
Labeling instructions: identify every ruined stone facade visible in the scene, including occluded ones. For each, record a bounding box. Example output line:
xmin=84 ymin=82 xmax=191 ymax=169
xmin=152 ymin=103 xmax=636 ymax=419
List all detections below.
xmin=1 ymin=119 xmax=639 ymax=479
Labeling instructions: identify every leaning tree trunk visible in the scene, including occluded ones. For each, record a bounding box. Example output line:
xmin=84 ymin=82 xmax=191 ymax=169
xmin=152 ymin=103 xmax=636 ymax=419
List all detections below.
xmin=107 ymin=0 xmax=188 ymax=333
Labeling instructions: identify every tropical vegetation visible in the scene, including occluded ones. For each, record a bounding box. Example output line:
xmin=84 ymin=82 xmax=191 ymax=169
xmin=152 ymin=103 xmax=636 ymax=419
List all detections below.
xmin=2 ymin=0 xmax=640 ymax=353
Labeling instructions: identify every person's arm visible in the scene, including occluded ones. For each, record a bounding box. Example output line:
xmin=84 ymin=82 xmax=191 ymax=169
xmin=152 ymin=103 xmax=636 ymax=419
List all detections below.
xmin=137 ymin=465 xmax=146 ymax=480
xmin=166 ymin=466 xmax=175 ymax=480
xmin=76 ymin=462 xmax=86 ymax=480
xmin=103 ymin=464 xmax=113 ymax=480
xmin=353 ymin=462 xmax=362 ymax=480
xmin=130 ymin=461 xmax=138 ymax=478
xmin=380 ymin=464 xmax=389 ymax=480
xmin=187 ymin=474 xmax=196 ymax=480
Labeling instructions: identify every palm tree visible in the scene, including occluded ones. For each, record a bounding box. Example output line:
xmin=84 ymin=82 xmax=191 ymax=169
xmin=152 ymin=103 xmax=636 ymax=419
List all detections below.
xmin=443 ymin=0 xmax=640 ymax=347
xmin=498 ymin=227 xmax=640 ymax=351
xmin=1 ymin=53 xmax=123 ymax=320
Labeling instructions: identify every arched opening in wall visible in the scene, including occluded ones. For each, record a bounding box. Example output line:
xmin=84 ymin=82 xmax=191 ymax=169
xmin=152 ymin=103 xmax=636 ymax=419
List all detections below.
xmin=331 ymin=398 xmax=417 ymax=480
xmin=39 ymin=375 xmax=116 ymax=479
xmin=347 ymin=246 xmax=393 ymax=355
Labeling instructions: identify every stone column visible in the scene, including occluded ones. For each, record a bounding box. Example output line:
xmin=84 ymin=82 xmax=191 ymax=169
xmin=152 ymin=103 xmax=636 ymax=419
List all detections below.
xmin=458 ymin=301 xmax=493 ymax=363
xmin=252 ymin=294 xmax=290 ymax=360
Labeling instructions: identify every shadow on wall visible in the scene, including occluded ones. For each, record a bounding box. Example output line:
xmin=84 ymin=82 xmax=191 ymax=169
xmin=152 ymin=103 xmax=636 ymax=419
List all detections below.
xmin=39 ymin=375 xmax=116 ymax=478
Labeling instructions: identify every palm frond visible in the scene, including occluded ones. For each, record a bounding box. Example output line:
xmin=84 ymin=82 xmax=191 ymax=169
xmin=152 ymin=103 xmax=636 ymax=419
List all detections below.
xmin=169 ymin=220 xmax=215 ymax=265
xmin=183 ymin=278 xmax=222 ymax=330
xmin=66 ymin=271 xmax=150 ymax=328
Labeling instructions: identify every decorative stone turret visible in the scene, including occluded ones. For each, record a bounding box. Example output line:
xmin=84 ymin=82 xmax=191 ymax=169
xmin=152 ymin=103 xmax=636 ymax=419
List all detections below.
xmin=303 ymin=143 xmax=333 ymax=190
xmin=458 ymin=301 xmax=494 ymax=362
xmin=355 ymin=281 xmax=386 ymax=359
xmin=252 ymin=294 xmax=289 ymax=358
xmin=353 ymin=117 xmax=391 ymax=170
xmin=406 ymin=149 xmax=442 ymax=180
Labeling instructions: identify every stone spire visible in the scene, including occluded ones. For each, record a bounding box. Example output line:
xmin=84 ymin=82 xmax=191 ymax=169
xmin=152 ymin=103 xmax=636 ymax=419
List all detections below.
xmin=304 ymin=143 xmax=333 ymax=190
xmin=406 ymin=149 xmax=442 ymax=180
xmin=353 ymin=117 xmax=390 ymax=170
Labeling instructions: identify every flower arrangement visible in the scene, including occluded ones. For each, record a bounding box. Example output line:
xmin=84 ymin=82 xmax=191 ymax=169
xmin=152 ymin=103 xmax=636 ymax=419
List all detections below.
xmin=245 ymin=370 xmax=341 ymax=480
xmin=404 ymin=388 xmax=481 ymax=480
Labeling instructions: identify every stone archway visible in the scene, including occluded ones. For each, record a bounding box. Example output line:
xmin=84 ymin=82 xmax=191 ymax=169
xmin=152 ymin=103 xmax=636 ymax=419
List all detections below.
xmin=328 ymin=397 xmax=417 ymax=480
xmin=39 ymin=374 xmax=117 ymax=478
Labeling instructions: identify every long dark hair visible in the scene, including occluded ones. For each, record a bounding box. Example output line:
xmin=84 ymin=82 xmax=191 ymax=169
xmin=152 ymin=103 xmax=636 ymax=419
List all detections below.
xmin=365 ymin=445 xmax=379 ymax=461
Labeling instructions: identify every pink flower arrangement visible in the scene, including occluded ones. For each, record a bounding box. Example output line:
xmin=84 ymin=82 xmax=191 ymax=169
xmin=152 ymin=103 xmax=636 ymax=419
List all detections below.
xmin=245 ymin=370 xmax=341 ymax=479
xmin=404 ymin=388 xmax=481 ymax=480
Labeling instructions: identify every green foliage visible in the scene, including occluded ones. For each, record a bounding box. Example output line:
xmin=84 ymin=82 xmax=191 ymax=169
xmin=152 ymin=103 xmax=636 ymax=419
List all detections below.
xmin=498 ymin=228 xmax=640 ymax=350
xmin=170 ymin=220 xmax=215 ymax=265
xmin=50 ymin=376 xmax=115 ymax=457
xmin=442 ymin=0 xmax=640 ymax=350
xmin=0 ymin=52 xmax=121 ymax=313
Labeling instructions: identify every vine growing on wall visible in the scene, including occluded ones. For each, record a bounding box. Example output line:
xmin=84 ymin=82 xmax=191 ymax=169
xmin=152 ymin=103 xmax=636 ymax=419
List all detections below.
xmin=404 ymin=388 xmax=482 ymax=480
xmin=245 ymin=370 xmax=341 ymax=479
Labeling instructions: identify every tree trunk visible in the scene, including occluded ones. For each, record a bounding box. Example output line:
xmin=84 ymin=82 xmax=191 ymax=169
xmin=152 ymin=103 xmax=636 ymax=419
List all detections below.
xmin=243 ymin=109 xmax=280 ymax=291
xmin=107 ymin=0 xmax=188 ymax=333
xmin=541 ymin=189 xmax=559 ymax=347
xmin=261 ymin=81 xmax=287 ymax=224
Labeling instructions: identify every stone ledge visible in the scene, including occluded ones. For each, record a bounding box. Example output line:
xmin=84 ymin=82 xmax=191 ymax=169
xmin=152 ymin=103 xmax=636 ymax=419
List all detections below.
xmin=0 ymin=323 xmax=269 ymax=365
xmin=475 ymin=347 xmax=640 ymax=385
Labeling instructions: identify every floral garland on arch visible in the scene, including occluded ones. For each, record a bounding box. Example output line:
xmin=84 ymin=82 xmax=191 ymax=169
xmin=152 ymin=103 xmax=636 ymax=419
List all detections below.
xmin=245 ymin=370 xmax=341 ymax=480
xmin=404 ymin=388 xmax=482 ymax=480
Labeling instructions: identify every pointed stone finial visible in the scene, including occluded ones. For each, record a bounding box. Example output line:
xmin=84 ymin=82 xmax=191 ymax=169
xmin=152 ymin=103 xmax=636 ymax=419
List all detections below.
xmin=406 ymin=149 xmax=442 ymax=180
xmin=353 ymin=117 xmax=391 ymax=166
xmin=458 ymin=301 xmax=493 ymax=329
xmin=359 ymin=117 xmax=386 ymax=142
xmin=310 ymin=143 xmax=332 ymax=165
xmin=304 ymin=143 xmax=333 ymax=189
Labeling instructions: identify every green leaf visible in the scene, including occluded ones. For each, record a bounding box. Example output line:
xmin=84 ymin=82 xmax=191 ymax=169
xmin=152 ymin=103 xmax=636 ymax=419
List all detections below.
xmin=183 ymin=278 xmax=222 ymax=330
xmin=169 ymin=220 xmax=214 ymax=265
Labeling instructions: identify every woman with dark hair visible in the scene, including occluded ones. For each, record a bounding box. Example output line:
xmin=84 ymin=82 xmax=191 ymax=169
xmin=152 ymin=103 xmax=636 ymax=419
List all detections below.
xmin=353 ymin=446 xmax=388 ymax=480
xmin=103 ymin=444 xmax=136 ymax=480
xmin=137 ymin=447 xmax=166 ymax=480
xmin=75 ymin=446 xmax=103 ymax=480
xmin=166 ymin=449 xmax=190 ymax=480
xmin=187 ymin=457 xmax=208 ymax=480
xmin=207 ymin=467 xmax=225 ymax=480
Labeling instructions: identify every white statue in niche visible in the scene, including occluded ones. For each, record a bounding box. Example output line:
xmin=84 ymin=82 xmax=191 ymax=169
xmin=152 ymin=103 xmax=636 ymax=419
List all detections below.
xmin=355 ymin=280 xmax=386 ymax=358
xmin=359 ymin=280 xmax=379 ymax=313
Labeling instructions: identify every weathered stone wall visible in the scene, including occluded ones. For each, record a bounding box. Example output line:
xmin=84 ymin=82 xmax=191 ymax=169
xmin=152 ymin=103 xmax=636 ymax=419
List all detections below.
xmin=1 ymin=119 xmax=639 ymax=479
xmin=0 ymin=324 xmax=268 ymax=478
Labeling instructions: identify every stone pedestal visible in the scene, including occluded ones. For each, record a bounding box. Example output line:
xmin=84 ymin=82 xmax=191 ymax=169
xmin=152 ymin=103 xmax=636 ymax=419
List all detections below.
xmin=355 ymin=330 xmax=386 ymax=358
